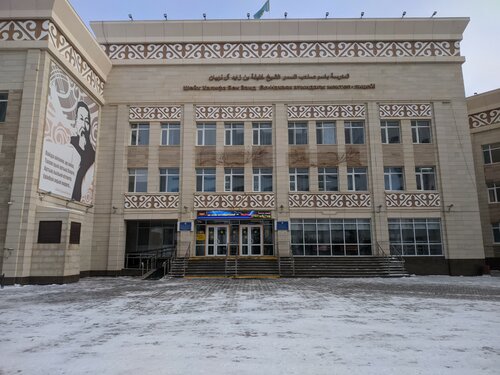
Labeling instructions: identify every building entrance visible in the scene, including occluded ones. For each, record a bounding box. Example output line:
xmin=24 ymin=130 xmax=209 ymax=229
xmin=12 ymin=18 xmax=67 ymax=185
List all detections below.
xmin=240 ymin=225 xmax=263 ymax=256
xmin=206 ymin=225 xmax=228 ymax=256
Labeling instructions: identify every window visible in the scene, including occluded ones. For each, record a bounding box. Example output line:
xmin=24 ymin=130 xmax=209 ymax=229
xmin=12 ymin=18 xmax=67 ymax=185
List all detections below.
xmin=493 ymin=223 xmax=500 ymax=243
xmin=196 ymin=168 xmax=216 ymax=192
xmin=288 ymin=122 xmax=308 ymax=145
xmin=289 ymin=168 xmax=309 ymax=191
xmin=197 ymin=123 xmax=216 ymax=146
xmin=344 ymin=121 xmax=365 ymax=144
xmin=130 ymin=124 xmax=149 ymax=145
xmin=0 ymin=92 xmax=7 ymax=122
xmin=388 ymin=218 xmax=442 ymax=256
xmin=483 ymin=143 xmax=500 ymax=164
xmin=225 ymin=123 xmax=244 ymax=145
xmin=252 ymin=122 xmax=272 ymax=145
xmin=224 ymin=168 xmax=244 ymax=192
xmin=69 ymin=222 xmax=81 ymax=245
xmin=161 ymin=123 xmax=180 ymax=145
xmin=37 ymin=221 xmax=62 ymax=244
xmin=411 ymin=120 xmax=431 ymax=144
xmin=316 ymin=122 xmax=336 ymax=145
xmin=128 ymin=168 xmax=148 ymax=192
xmin=159 ymin=168 xmax=179 ymax=192
xmin=318 ymin=167 xmax=338 ymax=191
xmin=347 ymin=167 xmax=368 ymax=191
xmin=488 ymin=183 xmax=500 ymax=203
xmin=416 ymin=167 xmax=436 ymax=191
xmin=380 ymin=120 xmax=400 ymax=144
xmin=384 ymin=167 xmax=404 ymax=191
xmin=253 ymin=168 xmax=273 ymax=192
xmin=291 ymin=219 xmax=371 ymax=256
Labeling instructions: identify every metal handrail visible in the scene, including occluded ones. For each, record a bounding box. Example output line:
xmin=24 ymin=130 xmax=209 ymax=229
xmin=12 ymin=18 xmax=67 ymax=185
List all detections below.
xmin=288 ymin=242 xmax=295 ymax=276
xmin=182 ymin=243 xmax=190 ymax=277
xmin=375 ymin=241 xmax=405 ymax=263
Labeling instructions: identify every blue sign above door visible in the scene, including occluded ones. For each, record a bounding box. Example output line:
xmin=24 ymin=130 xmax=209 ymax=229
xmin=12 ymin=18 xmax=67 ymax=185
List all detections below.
xmin=197 ymin=210 xmax=272 ymax=220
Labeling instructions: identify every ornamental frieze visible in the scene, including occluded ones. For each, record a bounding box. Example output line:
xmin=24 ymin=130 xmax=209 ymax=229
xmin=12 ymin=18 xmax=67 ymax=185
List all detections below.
xmin=287 ymin=105 xmax=365 ymax=119
xmin=129 ymin=106 xmax=182 ymax=120
xmin=102 ymin=40 xmax=460 ymax=61
xmin=385 ymin=192 xmax=440 ymax=208
xmin=124 ymin=194 xmax=179 ymax=209
xmin=469 ymin=107 xmax=500 ymax=129
xmin=194 ymin=193 xmax=275 ymax=209
xmin=195 ymin=105 xmax=273 ymax=120
xmin=289 ymin=193 xmax=371 ymax=208
xmin=379 ymin=103 xmax=432 ymax=118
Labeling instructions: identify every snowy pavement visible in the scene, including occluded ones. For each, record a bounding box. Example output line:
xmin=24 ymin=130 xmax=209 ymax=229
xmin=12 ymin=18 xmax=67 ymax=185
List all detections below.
xmin=1 ymin=276 xmax=499 ymax=375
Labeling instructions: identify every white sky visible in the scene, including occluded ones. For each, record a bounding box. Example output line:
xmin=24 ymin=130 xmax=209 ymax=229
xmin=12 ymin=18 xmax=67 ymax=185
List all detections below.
xmin=69 ymin=0 xmax=499 ymax=97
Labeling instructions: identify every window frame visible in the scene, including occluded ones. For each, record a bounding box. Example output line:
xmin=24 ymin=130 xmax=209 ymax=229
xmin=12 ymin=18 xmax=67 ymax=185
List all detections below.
xmin=487 ymin=182 xmax=500 ymax=203
xmin=388 ymin=218 xmax=443 ymax=256
xmin=493 ymin=223 xmax=500 ymax=244
xmin=415 ymin=167 xmax=437 ymax=191
xmin=253 ymin=168 xmax=273 ymax=192
xmin=224 ymin=122 xmax=244 ymax=146
xmin=380 ymin=120 xmax=401 ymax=144
xmin=344 ymin=121 xmax=365 ymax=145
xmin=128 ymin=168 xmax=148 ymax=193
xmin=224 ymin=167 xmax=245 ymax=192
xmin=411 ymin=120 xmax=432 ymax=144
xmin=316 ymin=121 xmax=336 ymax=145
xmin=196 ymin=168 xmax=216 ymax=192
xmin=289 ymin=168 xmax=310 ymax=192
xmin=384 ymin=167 xmax=405 ymax=191
xmin=288 ymin=122 xmax=308 ymax=145
xmin=130 ymin=123 xmax=150 ymax=146
xmin=0 ymin=92 xmax=8 ymax=122
xmin=483 ymin=143 xmax=500 ymax=165
xmin=318 ymin=167 xmax=339 ymax=192
xmin=196 ymin=123 xmax=216 ymax=146
xmin=347 ymin=167 xmax=368 ymax=191
xmin=159 ymin=168 xmax=180 ymax=193
xmin=160 ymin=123 xmax=180 ymax=146
xmin=252 ymin=122 xmax=272 ymax=145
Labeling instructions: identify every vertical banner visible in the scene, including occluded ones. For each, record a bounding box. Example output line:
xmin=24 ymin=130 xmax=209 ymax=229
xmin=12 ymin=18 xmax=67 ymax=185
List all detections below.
xmin=39 ymin=62 xmax=99 ymax=204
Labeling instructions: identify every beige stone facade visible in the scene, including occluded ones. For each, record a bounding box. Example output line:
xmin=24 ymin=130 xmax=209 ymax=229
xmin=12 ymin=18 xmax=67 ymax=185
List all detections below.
xmin=468 ymin=89 xmax=500 ymax=269
xmin=0 ymin=0 xmax=487 ymax=284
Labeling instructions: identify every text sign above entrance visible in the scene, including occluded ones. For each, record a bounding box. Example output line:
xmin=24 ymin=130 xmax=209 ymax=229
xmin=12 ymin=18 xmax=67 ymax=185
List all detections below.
xmin=197 ymin=210 xmax=272 ymax=220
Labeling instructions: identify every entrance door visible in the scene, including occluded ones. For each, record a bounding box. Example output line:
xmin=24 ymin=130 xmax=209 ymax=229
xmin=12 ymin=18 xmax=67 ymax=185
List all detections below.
xmin=206 ymin=225 xmax=228 ymax=256
xmin=240 ymin=225 xmax=263 ymax=256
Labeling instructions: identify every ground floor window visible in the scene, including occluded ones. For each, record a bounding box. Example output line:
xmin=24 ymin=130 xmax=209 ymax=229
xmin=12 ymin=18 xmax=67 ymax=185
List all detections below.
xmin=388 ymin=218 xmax=442 ymax=256
xmin=125 ymin=220 xmax=177 ymax=253
xmin=195 ymin=220 xmax=274 ymax=256
xmin=290 ymin=219 xmax=371 ymax=256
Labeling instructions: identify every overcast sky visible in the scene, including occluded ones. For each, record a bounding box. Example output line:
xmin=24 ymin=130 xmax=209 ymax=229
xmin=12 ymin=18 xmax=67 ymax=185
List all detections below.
xmin=69 ymin=0 xmax=499 ymax=97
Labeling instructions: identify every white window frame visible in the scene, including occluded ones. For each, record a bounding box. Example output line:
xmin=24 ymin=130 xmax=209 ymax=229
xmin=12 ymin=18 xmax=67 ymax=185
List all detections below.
xmin=289 ymin=168 xmax=309 ymax=192
xmin=161 ymin=123 xmax=180 ymax=146
xmin=196 ymin=123 xmax=216 ymax=146
xmin=318 ymin=167 xmax=338 ymax=192
xmin=288 ymin=122 xmax=308 ymax=145
xmin=252 ymin=122 xmax=272 ymax=145
xmin=411 ymin=120 xmax=432 ymax=144
xmin=224 ymin=123 xmax=244 ymax=146
xmin=0 ymin=92 xmax=8 ymax=122
xmin=488 ymin=182 xmax=500 ymax=203
xmin=196 ymin=168 xmax=216 ymax=192
xmin=384 ymin=167 xmax=405 ymax=191
xmin=493 ymin=223 xmax=500 ymax=243
xmin=159 ymin=168 xmax=180 ymax=192
xmin=316 ymin=121 xmax=336 ymax=145
xmin=483 ymin=143 xmax=500 ymax=165
xmin=347 ymin=167 xmax=368 ymax=191
xmin=224 ymin=168 xmax=245 ymax=192
xmin=253 ymin=168 xmax=273 ymax=192
xmin=380 ymin=120 xmax=401 ymax=144
xmin=128 ymin=168 xmax=148 ymax=192
xmin=344 ymin=121 xmax=365 ymax=144
xmin=130 ymin=123 xmax=149 ymax=146
xmin=388 ymin=218 xmax=443 ymax=256
xmin=416 ymin=167 xmax=437 ymax=191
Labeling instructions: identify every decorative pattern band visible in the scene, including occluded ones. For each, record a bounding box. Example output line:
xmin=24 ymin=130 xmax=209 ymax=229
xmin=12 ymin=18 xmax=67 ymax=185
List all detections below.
xmin=102 ymin=40 xmax=460 ymax=60
xmin=385 ymin=192 xmax=440 ymax=208
xmin=129 ymin=106 xmax=182 ymax=120
xmin=194 ymin=193 xmax=275 ymax=209
xmin=379 ymin=104 xmax=432 ymax=118
xmin=287 ymin=105 xmax=365 ymax=119
xmin=124 ymin=194 xmax=179 ymax=209
xmin=0 ymin=19 xmax=105 ymax=96
xmin=469 ymin=107 xmax=500 ymax=129
xmin=289 ymin=193 xmax=371 ymax=208
xmin=195 ymin=105 xmax=273 ymax=120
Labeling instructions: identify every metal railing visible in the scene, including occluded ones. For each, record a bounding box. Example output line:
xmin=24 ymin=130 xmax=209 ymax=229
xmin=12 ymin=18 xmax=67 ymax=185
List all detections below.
xmin=124 ymin=245 xmax=176 ymax=275
xmin=182 ymin=243 xmax=190 ymax=277
xmin=375 ymin=241 xmax=405 ymax=263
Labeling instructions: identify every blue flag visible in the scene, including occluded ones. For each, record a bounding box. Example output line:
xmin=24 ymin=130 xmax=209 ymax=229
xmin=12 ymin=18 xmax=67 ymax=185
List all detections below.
xmin=253 ymin=0 xmax=270 ymax=19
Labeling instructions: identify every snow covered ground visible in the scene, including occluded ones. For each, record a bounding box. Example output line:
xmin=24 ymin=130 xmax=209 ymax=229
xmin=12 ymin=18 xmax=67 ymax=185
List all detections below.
xmin=1 ymin=276 xmax=499 ymax=375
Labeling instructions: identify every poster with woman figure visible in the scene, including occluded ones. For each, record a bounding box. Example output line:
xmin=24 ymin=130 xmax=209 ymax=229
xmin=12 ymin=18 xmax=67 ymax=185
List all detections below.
xmin=38 ymin=62 xmax=99 ymax=204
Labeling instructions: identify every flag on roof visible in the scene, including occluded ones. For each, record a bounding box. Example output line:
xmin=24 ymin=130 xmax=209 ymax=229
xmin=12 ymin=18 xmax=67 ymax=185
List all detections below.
xmin=253 ymin=0 xmax=270 ymax=19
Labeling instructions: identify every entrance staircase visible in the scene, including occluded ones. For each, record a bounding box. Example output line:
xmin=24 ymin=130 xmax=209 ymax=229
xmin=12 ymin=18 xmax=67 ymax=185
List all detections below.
xmin=169 ymin=256 xmax=407 ymax=278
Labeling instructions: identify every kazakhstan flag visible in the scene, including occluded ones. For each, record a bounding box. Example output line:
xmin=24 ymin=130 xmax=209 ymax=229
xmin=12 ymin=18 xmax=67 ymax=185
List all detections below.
xmin=253 ymin=0 xmax=270 ymax=19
